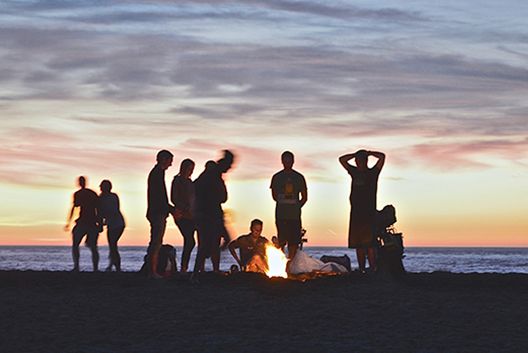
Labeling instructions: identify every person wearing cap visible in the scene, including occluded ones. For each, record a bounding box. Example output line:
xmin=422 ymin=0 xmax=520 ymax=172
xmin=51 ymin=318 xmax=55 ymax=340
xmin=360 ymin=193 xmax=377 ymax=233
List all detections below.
xmin=339 ymin=149 xmax=385 ymax=273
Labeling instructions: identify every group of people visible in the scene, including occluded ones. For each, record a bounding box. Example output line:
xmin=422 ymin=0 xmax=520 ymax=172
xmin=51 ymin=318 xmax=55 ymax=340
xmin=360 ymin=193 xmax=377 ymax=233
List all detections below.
xmin=65 ymin=147 xmax=385 ymax=277
xmin=64 ymin=177 xmax=125 ymax=272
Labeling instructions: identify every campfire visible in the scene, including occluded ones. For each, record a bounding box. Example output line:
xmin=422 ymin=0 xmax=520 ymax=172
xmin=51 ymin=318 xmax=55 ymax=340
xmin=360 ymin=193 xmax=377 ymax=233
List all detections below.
xmin=264 ymin=243 xmax=288 ymax=278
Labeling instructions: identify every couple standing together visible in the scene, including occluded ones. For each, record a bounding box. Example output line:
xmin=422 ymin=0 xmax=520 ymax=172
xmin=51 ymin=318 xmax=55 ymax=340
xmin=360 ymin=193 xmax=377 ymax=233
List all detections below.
xmin=65 ymin=177 xmax=125 ymax=272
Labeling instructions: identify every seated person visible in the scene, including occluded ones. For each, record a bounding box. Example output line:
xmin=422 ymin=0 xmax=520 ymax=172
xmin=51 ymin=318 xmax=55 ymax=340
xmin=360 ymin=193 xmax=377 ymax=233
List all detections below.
xmin=229 ymin=219 xmax=269 ymax=273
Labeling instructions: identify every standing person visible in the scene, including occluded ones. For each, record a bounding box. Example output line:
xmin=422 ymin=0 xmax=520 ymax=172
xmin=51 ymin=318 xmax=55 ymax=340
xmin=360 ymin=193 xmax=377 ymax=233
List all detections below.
xmin=191 ymin=150 xmax=234 ymax=278
xmin=339 ymin=149 xmax=385 ymax=273
xmin=270 ymin=151 xmax=307 ymax=260
xmin=171 ymin=158 xmax=196 ymax=273
xmin=145 ymin=150 xmax=176 ymax=278
xmin=218 ymin=150 xmax=235 ymax=249
xmin=99 ymin=179 xmax=126 ymax=272
xmin=64 ymin=176 xmax=101 ymax=272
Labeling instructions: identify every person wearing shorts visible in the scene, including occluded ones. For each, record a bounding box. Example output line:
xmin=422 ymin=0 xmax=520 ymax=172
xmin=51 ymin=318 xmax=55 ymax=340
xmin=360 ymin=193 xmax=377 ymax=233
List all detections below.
xmin=65 ymin=176 xmax=101 ymax=272
xmin=145 ymin=150 xmax=175 ymax=278
xmin=270 ymin=151 xmax=307 ymax=260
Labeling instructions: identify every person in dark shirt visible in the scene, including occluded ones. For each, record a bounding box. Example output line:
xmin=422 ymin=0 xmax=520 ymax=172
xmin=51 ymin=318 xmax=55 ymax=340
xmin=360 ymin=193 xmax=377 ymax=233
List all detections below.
xmin=191 ymin=150 xmax=234 ymax=279
xmin=64 ymin=176 xmax=101 ymax=272
xmin=145 ymin=150 xmax=176 ymax=278
xmin=270 ymin=151 xmax=307 ymax=260
xmin=99 ymin=179 xmax=125 ymax=272
xmin=191 ymin=160 xmax=226 ymax=276
xmin=339 ymin=149 xmax=385 ymax=273
xmin=171 ymin=158 xmax=196 ymax=273
xmin=229 ymin=219 xmax=269 ymax=273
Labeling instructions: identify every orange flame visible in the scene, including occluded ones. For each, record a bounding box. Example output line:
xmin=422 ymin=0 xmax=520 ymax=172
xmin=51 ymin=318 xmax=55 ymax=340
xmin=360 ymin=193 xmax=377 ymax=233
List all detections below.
xmin=264 ymin=243 xmax=288 ymax=278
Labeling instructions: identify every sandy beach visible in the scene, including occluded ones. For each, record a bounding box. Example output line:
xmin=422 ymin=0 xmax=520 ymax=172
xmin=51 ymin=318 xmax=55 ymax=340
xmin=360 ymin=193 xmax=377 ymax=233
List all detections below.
xmin=1 ymin=271 xmax=527 ymax=353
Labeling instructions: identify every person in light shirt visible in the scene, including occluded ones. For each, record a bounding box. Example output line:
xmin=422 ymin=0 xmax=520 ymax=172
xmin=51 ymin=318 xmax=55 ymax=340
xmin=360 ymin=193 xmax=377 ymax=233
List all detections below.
xmin=270 ymin=151 xmax=307 ymax=260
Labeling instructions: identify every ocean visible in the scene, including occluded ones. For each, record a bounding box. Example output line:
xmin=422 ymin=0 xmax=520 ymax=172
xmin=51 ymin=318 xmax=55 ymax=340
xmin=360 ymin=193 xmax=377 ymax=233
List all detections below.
xmin=0 ymin=246 xmax=527 ymax=273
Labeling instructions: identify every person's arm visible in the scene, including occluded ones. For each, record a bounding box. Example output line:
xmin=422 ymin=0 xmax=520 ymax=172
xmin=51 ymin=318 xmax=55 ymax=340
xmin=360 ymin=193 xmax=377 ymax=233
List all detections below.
xmin=64 ymin=204 xmax=75 ymax=231
xmin=219 ymin=179 xmax=228 ymax=204
xmin=300 ymin=176 xmax=308 ymax=208
xmin=170 ymin=177 xmax=178 ymax=207
xmin=368 ymin=150 xmax=386 ymax=170
xmin=270 ymin=175 xmax=278 ymax=202
xmin=170 ymin=178 xmax=183 ymax=220
xmin=339 ymin=153 xmax=357 ymax=170
xmin=95 ymin=195 xmax=103 ymax=232
xmin=228 ymin=240 xmax=242 ymax=267
xmin=300 ymin=189 xmax=307 ymax=208
xmin=99 ymin=196 xmax=107 ymax=226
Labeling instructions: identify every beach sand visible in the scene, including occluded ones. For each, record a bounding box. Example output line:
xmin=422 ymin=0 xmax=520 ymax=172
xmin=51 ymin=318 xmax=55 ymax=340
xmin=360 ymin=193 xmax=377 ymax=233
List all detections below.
xmin=1 ymin=270 xmax=527 ymax=353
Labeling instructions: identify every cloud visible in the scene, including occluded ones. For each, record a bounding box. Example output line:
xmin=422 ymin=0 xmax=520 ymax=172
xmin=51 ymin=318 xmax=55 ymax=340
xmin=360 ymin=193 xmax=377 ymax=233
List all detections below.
xmin=393 ymin=138 xmax=528 ymax=171
xmin=0 ymin=126 xmax=155 ymax=187
xmin=1 ymin=0 xmax=527 ymax=180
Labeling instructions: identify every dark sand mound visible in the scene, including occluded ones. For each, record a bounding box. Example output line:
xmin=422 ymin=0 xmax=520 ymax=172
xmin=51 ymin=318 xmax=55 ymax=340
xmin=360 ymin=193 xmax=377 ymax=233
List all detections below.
xmin=1 ymin=271 xmax=527 ymax=353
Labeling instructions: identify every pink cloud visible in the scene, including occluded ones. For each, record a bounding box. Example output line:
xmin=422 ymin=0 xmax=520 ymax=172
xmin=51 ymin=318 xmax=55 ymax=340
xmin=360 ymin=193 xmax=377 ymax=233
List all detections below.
xmin=393 ymin=138 xmax=528 ymax=170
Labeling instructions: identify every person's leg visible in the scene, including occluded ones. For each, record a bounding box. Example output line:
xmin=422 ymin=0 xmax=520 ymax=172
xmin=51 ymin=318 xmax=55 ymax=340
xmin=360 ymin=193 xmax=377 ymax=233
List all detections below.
xmin=367 ymin=246 xmax=377 ymax=271
xmin=287 ymin=242 xmax=299 ymax=261
xmin=210 ymin=219 xmax=222 ymax=272
xmin=211 ymin=236 xmax=221 ymax=272
xmin=71 ymin=225 xmax=84 ymax=271
xmin=191 ymin=221 xmax=206 ymax=277
xmin=288 ymin=219 xmax=302 ymax=260
xmin=114 ymin=226 xmax=124 ymax=272
xmin=276 ymin=220 xmax=288 ymax=252
xmin=106 ymin=229 xmax=114 ymax=271
xmin=147 ymin=216 xmax=166 ymax=278
xmin=86 ymin=229 xmax=99 ymax=272
xmin=356 ymin=248 xmax=366 ymax=273
xmin=108 ymin=227 xmax=124 ymax=272
xmin=177 ymin=219 xmax=196 ymax=272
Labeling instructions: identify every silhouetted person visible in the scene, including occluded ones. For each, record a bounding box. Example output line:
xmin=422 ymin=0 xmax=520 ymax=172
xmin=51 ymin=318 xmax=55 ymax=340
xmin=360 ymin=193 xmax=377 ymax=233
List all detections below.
xmin=339 ymin=149 xmax=385 ymax=273
xmin=145 ymin=150 xmax=176 ymax=278
xmin=228 ymin=219 xmax=269 ymax=273
xmin=191 ymin=150 xmax=234 ymax=278
xmin=99 ymin=179 xmax=125 ymax=272
xmin=270 ymin=151 xmax=307 ymax=260
xmin=217 ymin=150 xmax=235 ymax=249
xmin=171 ymin=158 xmax=196 ymax=272
xmin=64 ymin=176 xmax=101 ymax=272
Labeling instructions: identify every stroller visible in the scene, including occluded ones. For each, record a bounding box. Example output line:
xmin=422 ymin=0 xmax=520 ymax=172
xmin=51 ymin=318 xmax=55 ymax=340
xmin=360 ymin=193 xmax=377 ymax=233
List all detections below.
xmin=375 ymin=205 xmax=405 ymax=275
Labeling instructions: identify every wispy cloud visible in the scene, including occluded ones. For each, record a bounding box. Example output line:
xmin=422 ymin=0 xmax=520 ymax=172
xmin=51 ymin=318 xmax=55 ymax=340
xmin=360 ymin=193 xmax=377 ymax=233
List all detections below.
xmin=1 ymin=0 xmax=527 ymax=183
xmin=392 ymin=138 xmax=528 ymax=171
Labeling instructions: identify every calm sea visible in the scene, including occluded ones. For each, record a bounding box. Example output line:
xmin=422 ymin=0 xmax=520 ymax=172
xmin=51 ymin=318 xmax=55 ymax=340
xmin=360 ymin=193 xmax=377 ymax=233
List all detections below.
xmin=0 ymin=246 xmax=527 ymax=273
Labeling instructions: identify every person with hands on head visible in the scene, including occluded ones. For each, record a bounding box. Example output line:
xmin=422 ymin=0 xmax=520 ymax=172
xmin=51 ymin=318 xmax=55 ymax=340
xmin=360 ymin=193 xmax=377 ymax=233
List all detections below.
xmin=339 ymin=149 xmax=385 ymax=274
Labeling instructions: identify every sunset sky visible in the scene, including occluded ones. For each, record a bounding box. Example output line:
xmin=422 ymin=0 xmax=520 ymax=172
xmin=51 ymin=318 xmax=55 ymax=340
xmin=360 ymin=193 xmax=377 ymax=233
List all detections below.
xmin=1 ymin=1 xmax=527 ymax=247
